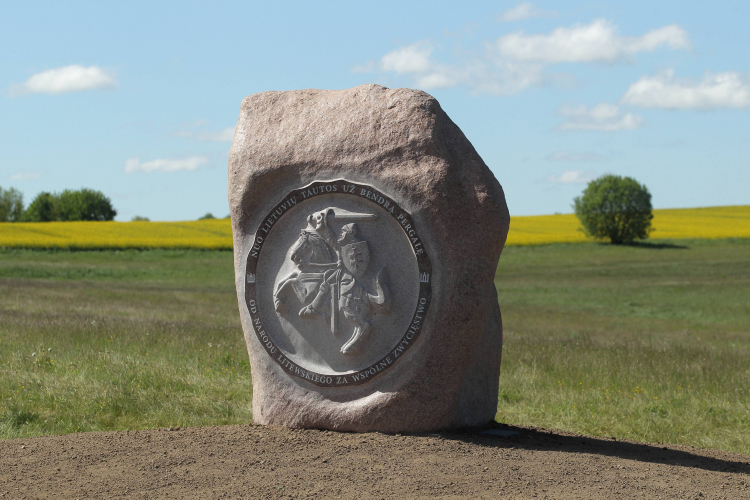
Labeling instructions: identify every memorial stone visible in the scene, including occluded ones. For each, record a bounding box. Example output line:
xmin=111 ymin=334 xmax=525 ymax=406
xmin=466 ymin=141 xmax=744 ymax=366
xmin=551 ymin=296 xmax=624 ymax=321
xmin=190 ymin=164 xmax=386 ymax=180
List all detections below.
xmin=228 ymin=84 xmax=510 ymax=432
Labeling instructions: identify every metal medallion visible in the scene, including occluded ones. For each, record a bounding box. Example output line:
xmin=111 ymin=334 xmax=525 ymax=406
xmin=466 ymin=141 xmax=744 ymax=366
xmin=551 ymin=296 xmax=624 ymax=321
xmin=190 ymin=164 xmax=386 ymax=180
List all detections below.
xmin=245 ymin=179 xmax=432 ymax=387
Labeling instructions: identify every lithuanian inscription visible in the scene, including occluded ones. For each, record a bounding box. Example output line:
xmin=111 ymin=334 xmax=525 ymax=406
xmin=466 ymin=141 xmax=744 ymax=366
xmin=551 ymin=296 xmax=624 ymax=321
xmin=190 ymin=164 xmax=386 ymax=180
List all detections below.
xmin=245 ymin=179 xmax=432 ymax=387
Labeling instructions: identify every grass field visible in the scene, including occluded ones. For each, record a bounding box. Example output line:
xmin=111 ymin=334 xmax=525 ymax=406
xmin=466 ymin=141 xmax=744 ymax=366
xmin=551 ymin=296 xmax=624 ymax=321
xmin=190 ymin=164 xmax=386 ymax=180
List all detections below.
xmin=0 ymin=250 xmax=250 ymax=436
xmin=1 ymin=240 xmax=749 ymax=454
xmin=1 ymin=205 xmax=748 ymax=249
xmin=495 ymin=239 xmax=750 ymax=454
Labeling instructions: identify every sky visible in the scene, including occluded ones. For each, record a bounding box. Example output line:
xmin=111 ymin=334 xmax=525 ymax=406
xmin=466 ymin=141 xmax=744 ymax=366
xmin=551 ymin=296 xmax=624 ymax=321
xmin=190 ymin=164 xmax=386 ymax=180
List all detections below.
xmin=2 ymin=1 xmax=749 ymax=220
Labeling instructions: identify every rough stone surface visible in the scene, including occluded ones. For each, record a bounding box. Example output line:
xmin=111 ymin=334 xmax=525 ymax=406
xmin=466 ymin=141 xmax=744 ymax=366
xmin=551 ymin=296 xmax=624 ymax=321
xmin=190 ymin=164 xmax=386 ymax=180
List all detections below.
xmin=228 ymin=84 xmax=510 ymax=432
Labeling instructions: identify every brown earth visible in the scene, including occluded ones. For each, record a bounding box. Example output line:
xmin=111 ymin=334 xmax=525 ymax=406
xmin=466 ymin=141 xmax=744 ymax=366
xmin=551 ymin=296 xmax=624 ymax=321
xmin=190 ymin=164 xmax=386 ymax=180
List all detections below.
xmin=1 ymin=423 xmax=748 ymax=499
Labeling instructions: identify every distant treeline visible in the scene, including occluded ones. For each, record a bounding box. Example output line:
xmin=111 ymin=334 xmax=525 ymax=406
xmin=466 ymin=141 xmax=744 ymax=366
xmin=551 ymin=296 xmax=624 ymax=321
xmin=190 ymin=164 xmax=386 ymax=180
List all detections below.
xmin=0 ymin=187 xmax=116 ymax=222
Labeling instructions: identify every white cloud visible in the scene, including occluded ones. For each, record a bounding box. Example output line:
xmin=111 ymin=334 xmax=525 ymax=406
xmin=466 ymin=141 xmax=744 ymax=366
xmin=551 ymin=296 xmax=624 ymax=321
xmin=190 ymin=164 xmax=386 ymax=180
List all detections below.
xmin=557 ymin=103 xmax=643 ymax=131
xmin=380 ymin=41 xmax=435 ymax=74
xmin=498 ymin=2 xmax=556 ymax=22
xmin=415 ymin=69 xmax=461 ymax=89
xmin=9 ymin=172 xmax=41 ymax=180
xmin=10 ymin=65 xmax=117 ymax=96
xmin=472 ymin=59 xmax=546 ymax=95
xmin=545 ymin=151 xmax=607 ymax=162
xmin=210 ymin=127 xmax=236 ymax=142
xmin=351 ymin=61 xmax=375 ymax=73
xmin=375 ymin=41 xmax=543 ymax=94
xmin=545 ymin=170 xmax=598 ymax=184
xmin=495 ymin=19 xmax=688 ymax=63
xmin=360 ymin=19 xmax=689 ymax=96
xmin=124 ymin=156 xmax=208 ymax=174
xmin=377 ymin=42 xmax=464 ymax=90
xmin=173 ymin=126 xmax=235 ymax=142
xmin=622 ymin=69 xmax=750 ymax=109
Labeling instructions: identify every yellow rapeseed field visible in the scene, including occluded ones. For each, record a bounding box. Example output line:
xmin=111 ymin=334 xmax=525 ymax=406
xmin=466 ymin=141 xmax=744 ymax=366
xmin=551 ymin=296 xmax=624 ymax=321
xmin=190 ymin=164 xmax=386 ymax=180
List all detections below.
xmin=0 ymin=206 xmax=748 ymax=249
xmin=507 ymin=205 xmax=750 ymax=246
xmin=0 ymin=219 xmax=233 ymax=250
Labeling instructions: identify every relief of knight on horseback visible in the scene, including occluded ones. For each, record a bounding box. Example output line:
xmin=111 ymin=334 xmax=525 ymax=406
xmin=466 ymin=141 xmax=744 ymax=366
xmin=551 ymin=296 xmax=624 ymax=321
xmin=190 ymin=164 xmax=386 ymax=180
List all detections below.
xmin=273 ymin=207 xmax=391 ymax=354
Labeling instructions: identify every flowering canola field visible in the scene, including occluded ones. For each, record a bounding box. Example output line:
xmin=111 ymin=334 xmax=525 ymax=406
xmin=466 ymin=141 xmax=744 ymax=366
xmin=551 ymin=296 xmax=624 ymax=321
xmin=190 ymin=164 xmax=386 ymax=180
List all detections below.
xmin=507 ymin=205 xmax=750 ymax=246
xmin=0 ymin=206 xmax=748 ymax=250
xmin=0 ymin=220 xmax=233 ymax=250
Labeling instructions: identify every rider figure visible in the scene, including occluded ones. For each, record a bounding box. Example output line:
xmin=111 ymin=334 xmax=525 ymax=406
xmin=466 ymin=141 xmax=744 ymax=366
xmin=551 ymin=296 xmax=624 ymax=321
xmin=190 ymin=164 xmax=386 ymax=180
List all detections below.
xmin=298 ymin=211 xmax=359 ymax=323
xmin=282 ymin=207 xmax=388 ymax=354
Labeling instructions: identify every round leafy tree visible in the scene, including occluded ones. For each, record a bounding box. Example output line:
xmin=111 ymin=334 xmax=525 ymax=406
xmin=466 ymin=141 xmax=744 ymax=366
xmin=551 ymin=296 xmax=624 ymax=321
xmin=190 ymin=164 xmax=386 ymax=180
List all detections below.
xmin=0 ymin=187 xmax=24 ymax=222
xmin=25 ymin=192 xmax=58 ymax=222
xmin=574 ymin=174 xmax=653 ymax=244
xmin=57 ymin=188 xmax=117 ymax=221
xmin=24 ymin=189 xmax=116 ymax=222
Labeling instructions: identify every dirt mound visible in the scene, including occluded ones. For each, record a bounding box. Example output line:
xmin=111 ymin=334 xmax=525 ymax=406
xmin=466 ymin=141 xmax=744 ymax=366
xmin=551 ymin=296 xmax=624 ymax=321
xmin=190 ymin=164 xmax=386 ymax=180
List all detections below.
xmin=2 ymin=423 xmax=748 ymax=499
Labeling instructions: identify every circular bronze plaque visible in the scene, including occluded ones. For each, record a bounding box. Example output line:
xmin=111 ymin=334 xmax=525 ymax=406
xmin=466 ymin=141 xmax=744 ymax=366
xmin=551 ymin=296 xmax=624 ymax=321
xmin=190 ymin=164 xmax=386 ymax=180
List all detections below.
xmin=245 ymin=179 xmax=432 ymax=387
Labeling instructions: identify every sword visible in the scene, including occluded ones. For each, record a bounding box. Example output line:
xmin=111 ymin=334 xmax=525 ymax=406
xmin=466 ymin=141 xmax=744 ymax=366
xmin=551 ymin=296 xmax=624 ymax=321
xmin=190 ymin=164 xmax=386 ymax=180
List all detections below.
xmin=331 ymin=268 xmax=341 ymax=337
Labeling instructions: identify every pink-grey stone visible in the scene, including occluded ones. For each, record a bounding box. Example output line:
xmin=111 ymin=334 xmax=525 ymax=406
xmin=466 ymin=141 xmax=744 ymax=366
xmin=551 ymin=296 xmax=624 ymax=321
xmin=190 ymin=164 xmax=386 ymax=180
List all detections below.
xmin=228 ymin=84 xmax=510 ymax=432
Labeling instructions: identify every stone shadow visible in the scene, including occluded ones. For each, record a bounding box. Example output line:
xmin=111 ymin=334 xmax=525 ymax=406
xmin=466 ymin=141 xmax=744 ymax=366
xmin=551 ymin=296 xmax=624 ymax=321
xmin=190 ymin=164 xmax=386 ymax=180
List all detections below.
xmin=429 ymin=424 xmax=750 ymax=475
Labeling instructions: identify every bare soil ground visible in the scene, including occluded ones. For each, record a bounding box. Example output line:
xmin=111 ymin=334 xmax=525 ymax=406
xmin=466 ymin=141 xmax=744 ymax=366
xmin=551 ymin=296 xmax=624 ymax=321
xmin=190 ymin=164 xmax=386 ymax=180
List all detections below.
xmin=1 ymin=423 xmax=749 ymax=499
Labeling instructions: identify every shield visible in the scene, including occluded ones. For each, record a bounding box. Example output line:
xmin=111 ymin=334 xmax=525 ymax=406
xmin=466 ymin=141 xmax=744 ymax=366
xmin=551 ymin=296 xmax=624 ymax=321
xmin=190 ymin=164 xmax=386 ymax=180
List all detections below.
xmin=341 ymin=241 xmax=369 ymax=278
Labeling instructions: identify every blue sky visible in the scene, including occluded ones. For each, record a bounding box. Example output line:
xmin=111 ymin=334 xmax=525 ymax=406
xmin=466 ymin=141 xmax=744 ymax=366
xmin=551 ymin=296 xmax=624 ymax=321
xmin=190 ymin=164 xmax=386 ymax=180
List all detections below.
xmin=2 ymin=1 xmax=748 ymax=220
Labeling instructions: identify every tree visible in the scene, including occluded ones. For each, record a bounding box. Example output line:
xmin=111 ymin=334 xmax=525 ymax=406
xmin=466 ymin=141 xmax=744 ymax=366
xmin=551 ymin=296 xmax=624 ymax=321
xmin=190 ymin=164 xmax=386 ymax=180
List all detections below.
xmin=57 ymin=188 xmax=117 ymax=221
xmin=199 ymin=213 xmax=215 ymax=220
xmin=574 ymin=174 xmax=653 ymax=244
xmin=0 ymin=187 xmax=24 ymax=222
xmin=25 ymin=192 xmax=58 ymax=222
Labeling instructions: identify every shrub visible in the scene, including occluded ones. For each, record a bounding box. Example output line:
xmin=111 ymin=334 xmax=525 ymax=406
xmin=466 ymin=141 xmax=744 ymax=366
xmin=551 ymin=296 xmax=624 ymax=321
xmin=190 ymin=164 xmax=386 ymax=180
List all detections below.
xmin=131 ymin=216 xmax=150 ymax=222
xmin=199 ymin=213 xmax=215 ymax=220
xmin=574 ymin=174 xmax=653 ymax=244
xmin=0 ymin=187 xmax=24 ymax=222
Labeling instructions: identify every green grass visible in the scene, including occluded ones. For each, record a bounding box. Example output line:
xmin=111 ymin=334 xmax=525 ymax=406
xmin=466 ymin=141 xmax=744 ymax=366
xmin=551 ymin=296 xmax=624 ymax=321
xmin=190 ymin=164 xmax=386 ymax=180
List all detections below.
xmin=0 ymin=249 xmax=251 ymax=438
xmin=1 ymin=241 xmax=749 ymax=455
xmin=495 ymin=239 xmax=750 ymax=454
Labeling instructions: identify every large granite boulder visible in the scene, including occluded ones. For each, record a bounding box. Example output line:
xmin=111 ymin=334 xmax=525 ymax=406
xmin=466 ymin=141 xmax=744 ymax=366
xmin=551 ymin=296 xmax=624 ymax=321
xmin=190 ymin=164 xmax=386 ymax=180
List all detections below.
xmin=228 ymin=84 xmax=509 ymax=432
